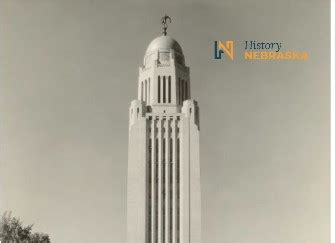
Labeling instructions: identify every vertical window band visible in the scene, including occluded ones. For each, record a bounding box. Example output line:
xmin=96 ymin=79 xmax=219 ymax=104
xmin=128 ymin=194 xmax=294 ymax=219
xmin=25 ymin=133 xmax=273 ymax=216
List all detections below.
xmin=158 ymin=76 xmax=161 ymax=103
xmin=141 ymin=82 xmax=143 ymax=101
xmin=163 ymin=76 xmax=166 ymax=103
xmin=178 ymin=78 xmax=181 ymax=105
xmin=145 ymin=80 xmax=147 ymax=104
xmin=148 ymin=78 xmax=151 ymax=105
xmin=185 ymin=81 xmax=188 ymax=100
xmin=168 ymin=76 xmax=171 ymax=103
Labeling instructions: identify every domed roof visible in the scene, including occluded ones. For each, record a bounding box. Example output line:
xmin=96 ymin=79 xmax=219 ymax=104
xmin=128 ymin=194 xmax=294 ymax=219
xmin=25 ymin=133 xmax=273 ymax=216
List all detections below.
xmin=146 ymin=35 xmax=183 ymax=55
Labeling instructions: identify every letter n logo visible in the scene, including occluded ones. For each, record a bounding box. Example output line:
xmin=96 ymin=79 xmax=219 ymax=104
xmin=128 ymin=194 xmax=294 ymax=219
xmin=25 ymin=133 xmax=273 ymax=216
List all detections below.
xmin=214 ymin=40 xmax=234 ymax=60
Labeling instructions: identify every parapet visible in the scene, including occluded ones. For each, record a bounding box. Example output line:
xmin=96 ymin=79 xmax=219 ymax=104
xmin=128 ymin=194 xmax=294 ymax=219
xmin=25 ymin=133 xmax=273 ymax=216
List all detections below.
xmin=129 ymin=100 xmax=146 ymax=129
xmin=182 ymin=99 xmax=200 ymax=129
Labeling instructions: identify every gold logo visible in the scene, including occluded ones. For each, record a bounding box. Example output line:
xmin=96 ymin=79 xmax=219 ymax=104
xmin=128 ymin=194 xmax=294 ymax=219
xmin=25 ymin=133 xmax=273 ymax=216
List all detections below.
xmin=214 ymin=41 xmax=234 ymax=60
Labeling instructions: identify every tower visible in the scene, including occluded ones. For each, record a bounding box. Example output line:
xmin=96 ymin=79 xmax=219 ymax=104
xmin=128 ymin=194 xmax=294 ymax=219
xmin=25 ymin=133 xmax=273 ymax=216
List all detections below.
xmin=127 ymin=16 xmax=201 ymax=243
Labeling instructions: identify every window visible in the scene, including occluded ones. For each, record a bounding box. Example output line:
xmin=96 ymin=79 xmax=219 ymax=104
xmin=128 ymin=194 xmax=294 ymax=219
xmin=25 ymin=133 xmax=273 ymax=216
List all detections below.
xmin=178 ymin=78 xmax=181 ymax=104
xmin=169 ymin=136 xmax=173 ymax=238
xmin=185 ymin=81 xmax=188 ymax=100
xmin=177 ymin=138 xmax=180 ymax=238
xmin=163 ymin=138 xmax=166 ymax=163
xmin=155 ymin=138 xmax=159 ymax=163
xmin=149 ymin=138 xmax=152 ymax=162
xmin=148 ymin=78 xmax=151 ymax=104
xmin=141 ymin=82 xmax=143 ymax=101
xmin=145 ymin=80 xmax=147 ymax=103
xmin=148 ymin=138 xmax=152 ymax=241
xmin=169 ymin=138 xmax=173 ymax=162
xmin=163 ymin=76 xmax=166 ymax=103
xmin=158 ymin=76 xmax=161 ymax=103
xmin=168 ymin=76 xmax=171 ymax=103
xmin=155 ymin=137 xmax=159 ymax=242
xmin=181 ymin=80 xmax=184 ymax=103
xmin=162 ymin=137 xmax=166 ymax=239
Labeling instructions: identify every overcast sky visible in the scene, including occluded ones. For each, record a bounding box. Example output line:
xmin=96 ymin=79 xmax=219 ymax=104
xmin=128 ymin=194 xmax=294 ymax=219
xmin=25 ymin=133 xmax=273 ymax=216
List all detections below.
xmin=0 ymin=0 xmax=329 ymax=242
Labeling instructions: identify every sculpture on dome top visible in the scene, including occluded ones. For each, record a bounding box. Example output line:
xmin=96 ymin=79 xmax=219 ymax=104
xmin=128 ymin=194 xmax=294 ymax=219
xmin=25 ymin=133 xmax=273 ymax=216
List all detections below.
xmin=161 ymin=14 xmax=172 ymax=36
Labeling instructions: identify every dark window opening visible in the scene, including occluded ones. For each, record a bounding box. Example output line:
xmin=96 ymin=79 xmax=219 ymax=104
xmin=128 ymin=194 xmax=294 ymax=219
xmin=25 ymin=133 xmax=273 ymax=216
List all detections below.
xmin=182 ymin=80 xmax=185 ymax=103
xmin=141 ymin=82 xmax=143 ymax=101
xmin=168 ymin=76 xmax=171 ymax=103
xmin=145 ymin=80 xmax=147 ymax=104
xmin=178 ymin=78 xmax=182 ymax=104
xmin=163 ymin=76 xmax=166 ymax=103
xmin=148 ymin=78 xmax=151 ymax=104
xmin=185 ymin=81 xmax=188 ymax=100
xmin=158 ymin=76 xmax=161 ymax=103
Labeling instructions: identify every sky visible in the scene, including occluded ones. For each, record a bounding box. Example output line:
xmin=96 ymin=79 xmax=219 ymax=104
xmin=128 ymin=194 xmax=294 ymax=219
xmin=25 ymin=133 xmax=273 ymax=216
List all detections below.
xmin=0 ymin=0 xmax=329 ymax=242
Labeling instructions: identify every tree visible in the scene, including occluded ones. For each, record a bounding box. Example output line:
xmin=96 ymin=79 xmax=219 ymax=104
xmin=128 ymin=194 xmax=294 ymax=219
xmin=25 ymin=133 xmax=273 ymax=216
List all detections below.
xmin=30 ymin=232 xmax=50 ymax=243
xmin=0 ymin=212 xmax=50 ymax=243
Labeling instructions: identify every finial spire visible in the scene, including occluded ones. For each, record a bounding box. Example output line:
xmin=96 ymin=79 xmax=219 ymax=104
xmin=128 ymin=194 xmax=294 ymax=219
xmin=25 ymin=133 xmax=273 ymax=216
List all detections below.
xmin=161 ymin=14 xmax=172 ymax=36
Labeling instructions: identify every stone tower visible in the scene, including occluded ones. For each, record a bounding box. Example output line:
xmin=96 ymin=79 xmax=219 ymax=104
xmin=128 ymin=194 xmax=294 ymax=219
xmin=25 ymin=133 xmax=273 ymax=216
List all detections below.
xmin=127 ymin=24 xmax=201 ymax=243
